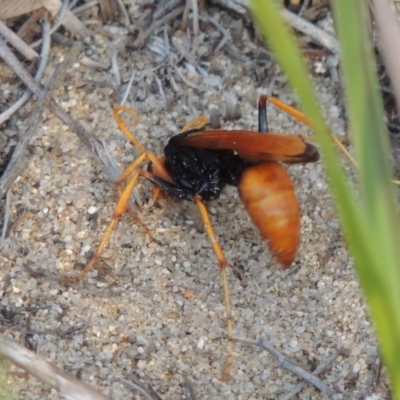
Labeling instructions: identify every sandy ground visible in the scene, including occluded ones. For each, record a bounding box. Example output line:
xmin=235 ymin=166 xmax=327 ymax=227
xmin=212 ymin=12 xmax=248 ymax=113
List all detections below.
xmin=0 ymin=3 xmax=389 ymax=400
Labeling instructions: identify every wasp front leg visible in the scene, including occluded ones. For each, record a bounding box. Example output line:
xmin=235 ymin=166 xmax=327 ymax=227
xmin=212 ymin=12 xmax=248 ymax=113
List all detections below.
xmin=64 ymin=153 xmax=149 ymax=283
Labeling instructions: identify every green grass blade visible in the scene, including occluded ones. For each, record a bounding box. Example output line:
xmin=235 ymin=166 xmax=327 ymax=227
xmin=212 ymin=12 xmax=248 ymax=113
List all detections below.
xmin=332 ymin=0 xmax=400 ymax=394
xmin=251 ymin=0 xmax=400 ymax=396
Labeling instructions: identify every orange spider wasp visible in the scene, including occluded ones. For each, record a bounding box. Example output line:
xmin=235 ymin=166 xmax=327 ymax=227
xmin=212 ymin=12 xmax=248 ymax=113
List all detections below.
xmin=69 ymin=95 xmax=319 ymax=379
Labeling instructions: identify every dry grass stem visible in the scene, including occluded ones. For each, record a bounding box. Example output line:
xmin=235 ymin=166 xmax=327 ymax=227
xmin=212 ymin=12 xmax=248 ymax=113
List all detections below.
xmin=41 ymin=0 xmax=90 ymax=36
xmin=0 ymin=17 xmax=51 ymax=126
xmin=133 ymin=6 xmax=185 ymax=48
xmin=0 ymin=40 xmax=80 ymax=197
xmin=116 ymin=377 xmax=160 ymax=400
xmin=0 ymin=20 xmax=38 ymax=60
xmin=0 ymin=39 xmax=121 ymax=187
xmin=371 ymin=0 xmax=400 ymax=113
xmin=236 ymin=337 xmax=342 ymax=399
xmin=282 ymin=8 xmax=340 ymax=55
xmin=281 ymin=347 xmax=347 ymax=400
xmin=0 ymin=334 xmax=110 ymax=400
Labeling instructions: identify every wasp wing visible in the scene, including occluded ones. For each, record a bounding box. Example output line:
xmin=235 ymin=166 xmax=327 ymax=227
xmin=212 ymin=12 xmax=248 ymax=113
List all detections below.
xmin=176 ymin=130 xmax=319 ymax=164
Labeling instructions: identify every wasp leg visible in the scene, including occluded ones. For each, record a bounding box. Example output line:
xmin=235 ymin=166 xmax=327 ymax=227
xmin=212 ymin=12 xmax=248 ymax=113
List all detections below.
xmin=113 ymin=106 xmax=173 ymax=183
xmin=114 ymin=159 xmax=161 ymax=243
xmin=260 ymin=95 xmax=311 ymax=126
xmin=194 ymin=195 xmax=234 ymax=382
xmin=262 ymin=95 xmax=351 ymax=149
xmin=64 ymin=153 xmax=149 ymax=283
xmin=140 ymin=170 xmax=193 ymax=200
xmin=137 ymin=171 xmax=234 ymax=379
xmin=259 ymin=95 xmax=356 ymax=168
xmin=113 ymin=105 xmax=146 ymax=154
xmin=152 ymin=186 xmax=165 ymax=204
xmin=181 ymin=115 xmax=210 ymax=132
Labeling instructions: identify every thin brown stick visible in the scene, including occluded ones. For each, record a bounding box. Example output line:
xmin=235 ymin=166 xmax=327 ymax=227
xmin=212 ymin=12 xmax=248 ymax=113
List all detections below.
xmin=0 ymin=19 xmax=38 ymax=60
xmin=17 ymin=8 xmax=46 ymax=42
xmin=0 ymin=17 xmax=51 ymax=126
xmin=0 ymin=334 xmax=110 ymax=400
xmin=281 ymin=8 xmax=340 ymax=55
xmin=98 ymin=0 xmax=118 ymax=21
xmin=236 ymin=337 xmax=341 ymax=399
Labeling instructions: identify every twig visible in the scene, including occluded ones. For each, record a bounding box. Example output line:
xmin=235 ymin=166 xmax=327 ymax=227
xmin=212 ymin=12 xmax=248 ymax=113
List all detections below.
xmin=210 ymin=0 xmax=247 ymax=15
xmin=154 ymin=76 xmax=167 ymax=106
xmin=114 ymin=0 xmax=130 ymax=26
xmin=69 ymin=0 xmax=81 ymax=9
xmin=0 ymin=334 xmax=110 ymax=400
xmin=51 ymin=0 xmax=71 ymax=34
xmin=80 ymin=55 xmax=109 ymax=70
xmin=0 ymin=16 xmax=51 ymax=126
xmin=17 ymin=8 xmax=46 ymax=42
xmin=282 ymin=347 xmax=346 ymax=400
xmin=163 ymin=24 xmax=170 ymax=60
xmin=213 ymin=1 xmax=339 ymax=54
xmin=51 ymin=31 xmax=75 ymax=47
xmin=0 ymin=40 xmax=80 ymax=198
xmin=173 ymin=66 xmax=199 ymax=89
xmin=30 ymin=0 xmax=76 ymax=48
xmin=0 ymin=39 xmax=121 ymax=197
xmin=116 ymin=377 xmax=158 ymax=400
xmin=181 ymin=0 xmax=190 ymax=31
xmin=191 ymin=0 xmax=199 ymax=36
xmin=153 ymin=0 xmax=181 ymax=20
xmin=199 ymin=14 xmax=230 ymax=53
xmin=0 ymin=20 xmax=38 ymax=60
xmin=111 ymin=50 xmax=121 ymax=86
xmin=120 ymin=71 xmax=135 ymax=105
xmin=71 ymin=0 xmax=99 ymax=15
xmin=133 ymin=6 xmax=185 ymax=48
xmin=41 ymin=0 xmax=90 ymax=36
xmin=1 ymin=190 xmax=11 ymax=246
xmin=98 ymin=0 xmax=118 ymax=21
xmin=167 ymin=67 xmax=179 ymax=92
xmin=236 ymin=337 xmax=341 ymax=399
xmin=370 ymin=0 xmax=400 ymax=115
xmin=281 ymin=8 xmax=340 ymax=55
xmin=173 ymin=35 xmax=197 ymax=65
xmin=298 ymin=0 xmax=312 ymax=18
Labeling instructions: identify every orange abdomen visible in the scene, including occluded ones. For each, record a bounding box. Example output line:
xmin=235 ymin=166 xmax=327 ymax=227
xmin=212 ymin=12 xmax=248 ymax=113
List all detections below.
xmin=238 ymin=162 xmax=300 ymax=266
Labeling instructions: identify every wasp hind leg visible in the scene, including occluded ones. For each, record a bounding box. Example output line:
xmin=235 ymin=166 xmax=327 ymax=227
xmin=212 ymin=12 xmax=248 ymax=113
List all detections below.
xmin=261 ymin=95 xmax=356 ymax=167
xmin=194 ymin=195 xmax=234 ymax=381
xmin=137 ymin=171 xmax=235 ymax=380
